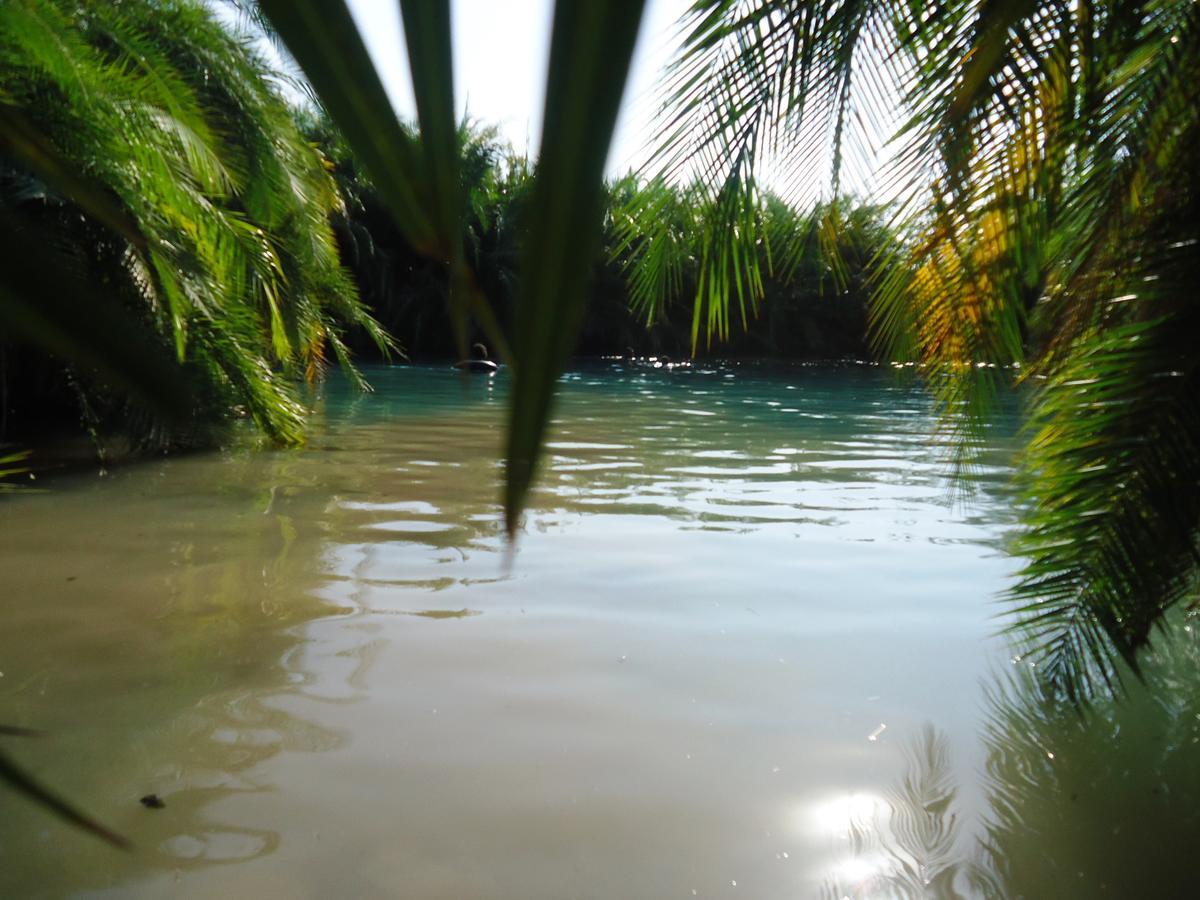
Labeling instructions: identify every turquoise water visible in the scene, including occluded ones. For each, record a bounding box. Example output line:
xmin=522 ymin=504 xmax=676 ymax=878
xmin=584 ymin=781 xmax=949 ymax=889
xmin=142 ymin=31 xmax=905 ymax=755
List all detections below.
xmin=0 ymin=363 xmax=1196 ymax=898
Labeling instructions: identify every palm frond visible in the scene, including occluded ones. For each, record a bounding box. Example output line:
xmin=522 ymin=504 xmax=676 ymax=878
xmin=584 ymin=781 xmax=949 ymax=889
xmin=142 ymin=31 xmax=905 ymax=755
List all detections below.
xmin=1004 ymin=127 xmax=1200 ymax=698
xmin=0 ymin=746 xmax=128 ymax=849
xmin=503 ymin=0 xmax=647 ymax=534
xmin=629 ymin=0 xmax=908 ymax=350
xmin=1 ymin=0 xmax=384 ymax=447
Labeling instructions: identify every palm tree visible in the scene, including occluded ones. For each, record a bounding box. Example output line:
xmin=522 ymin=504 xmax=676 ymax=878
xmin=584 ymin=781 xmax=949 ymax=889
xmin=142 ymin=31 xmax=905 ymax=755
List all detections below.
xmin=0 ymin=0 xmax=389 ymax=450
xmin=610 ymin=177 xmax=893 ymax=355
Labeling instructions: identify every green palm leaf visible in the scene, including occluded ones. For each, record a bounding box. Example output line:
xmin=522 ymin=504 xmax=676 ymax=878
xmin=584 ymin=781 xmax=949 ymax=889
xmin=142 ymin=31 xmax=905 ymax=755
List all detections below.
xmin=255 ymin=0 xmax=437 ymax=253
xmin=503 ymin=0 xmax=647 ymax=533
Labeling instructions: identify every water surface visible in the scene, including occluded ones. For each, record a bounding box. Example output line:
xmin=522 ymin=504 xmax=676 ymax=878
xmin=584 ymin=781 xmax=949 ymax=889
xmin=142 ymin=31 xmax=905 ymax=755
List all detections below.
xmin=1 ymin=363 xmax=1196 ymax=898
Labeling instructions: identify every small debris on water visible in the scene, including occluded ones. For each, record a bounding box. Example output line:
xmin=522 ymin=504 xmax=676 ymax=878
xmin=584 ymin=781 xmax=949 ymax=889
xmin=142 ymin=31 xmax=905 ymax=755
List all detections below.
xmin=140 ymin=794 xmax=165 ymax=809
xmin=867 ymin=723 xmax=887 ymax=742
xmin=409 ymin=608 xmax=480 ymax=619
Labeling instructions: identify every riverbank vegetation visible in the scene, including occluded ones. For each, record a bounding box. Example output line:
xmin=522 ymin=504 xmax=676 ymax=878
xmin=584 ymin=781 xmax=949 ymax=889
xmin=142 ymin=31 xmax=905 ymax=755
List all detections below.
xmin=301 ymin=108 xmax=891 ymax=363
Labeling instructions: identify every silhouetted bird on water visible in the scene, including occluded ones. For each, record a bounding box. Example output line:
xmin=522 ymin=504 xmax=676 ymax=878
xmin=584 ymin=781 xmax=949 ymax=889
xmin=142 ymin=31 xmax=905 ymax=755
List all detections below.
xmin=454 ymin=342 xmax=498 ymax=375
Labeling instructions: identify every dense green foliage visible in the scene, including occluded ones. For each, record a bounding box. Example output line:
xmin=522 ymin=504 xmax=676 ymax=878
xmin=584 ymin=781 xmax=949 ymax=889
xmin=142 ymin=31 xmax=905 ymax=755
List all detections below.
xmin=299 ymin=112 xmax=528 ymax=359
xmin=0 ymin=0 xmax=387 ymax=452
xmin=611 ymin=181 xmax=892 ymax=356
xmin=299 ymin=109 xmax=882 ymax=362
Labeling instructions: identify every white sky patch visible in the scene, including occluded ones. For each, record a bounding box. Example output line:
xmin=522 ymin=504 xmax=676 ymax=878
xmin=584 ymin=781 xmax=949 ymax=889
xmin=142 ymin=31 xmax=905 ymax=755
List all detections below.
xmin=345 ymin=0 xmax=689 ymax=176
xmin=217 ymin=0 xmax=909 ymax=201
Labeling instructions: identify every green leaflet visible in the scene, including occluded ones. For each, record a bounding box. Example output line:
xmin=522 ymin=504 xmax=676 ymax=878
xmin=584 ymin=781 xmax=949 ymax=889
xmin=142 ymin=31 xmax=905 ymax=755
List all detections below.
xmin=503 ymin=0 xmax=647 ymax=535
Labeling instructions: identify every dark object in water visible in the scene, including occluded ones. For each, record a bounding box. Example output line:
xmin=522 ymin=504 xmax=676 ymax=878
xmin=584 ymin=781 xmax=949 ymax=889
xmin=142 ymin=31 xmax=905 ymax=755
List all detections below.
xmin=624 ymin=352 xmax=692 ymax=371
xmin=139 ymin=793 xmax=165 ymax=809
xmin=454 ymin=342 xmax=498 ymax=375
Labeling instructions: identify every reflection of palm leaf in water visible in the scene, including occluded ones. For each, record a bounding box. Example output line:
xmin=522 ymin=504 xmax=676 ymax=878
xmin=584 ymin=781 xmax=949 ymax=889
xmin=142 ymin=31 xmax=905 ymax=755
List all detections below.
xmin=976 ymin=633 xmax=1200 ymax=897
xmin=823 ymin=633 xmax=1200 ymax=898
xmin=884 ymin=726 xmax=969 ymax=896
xmin=820 ymin=725 xmax=983 ymax=899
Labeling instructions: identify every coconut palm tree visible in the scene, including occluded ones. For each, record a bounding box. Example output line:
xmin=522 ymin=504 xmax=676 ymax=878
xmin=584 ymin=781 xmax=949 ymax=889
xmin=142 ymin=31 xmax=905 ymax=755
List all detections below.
xmin=0 ymin=0 xmax=389 ymax=449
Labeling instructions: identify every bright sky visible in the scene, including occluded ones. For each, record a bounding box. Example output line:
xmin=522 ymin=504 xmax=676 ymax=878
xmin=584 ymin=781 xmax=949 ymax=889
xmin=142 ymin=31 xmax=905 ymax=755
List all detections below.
xmin=343 ymin=0 xmax=690 ymax=175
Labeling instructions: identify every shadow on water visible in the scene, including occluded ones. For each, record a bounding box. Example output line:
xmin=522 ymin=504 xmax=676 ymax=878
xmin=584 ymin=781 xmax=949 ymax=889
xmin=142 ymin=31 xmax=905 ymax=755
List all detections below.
xmin=0 ymin=449 xmax=377 ymax=897
xmin=820 ymin=622 xmax=1200 ymax=899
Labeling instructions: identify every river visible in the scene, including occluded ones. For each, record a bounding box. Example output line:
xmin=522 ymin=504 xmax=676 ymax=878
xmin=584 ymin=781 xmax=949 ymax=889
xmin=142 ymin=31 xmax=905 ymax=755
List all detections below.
xmin=1 ymin=363 xmax=1195 ymax=898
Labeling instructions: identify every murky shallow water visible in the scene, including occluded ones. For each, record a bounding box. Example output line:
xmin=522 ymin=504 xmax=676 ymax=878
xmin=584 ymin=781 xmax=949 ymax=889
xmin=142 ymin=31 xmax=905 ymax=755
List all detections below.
xmin=1 ymin=363 xmax=1197 ymax=898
